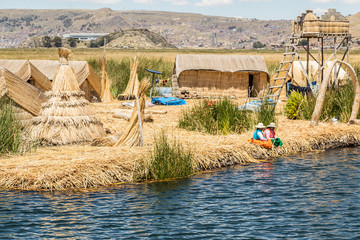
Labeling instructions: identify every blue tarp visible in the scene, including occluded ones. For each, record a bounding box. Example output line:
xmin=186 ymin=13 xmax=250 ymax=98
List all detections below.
xmin=238 ymin=99 xmax=274 ymax=112
xmin=151 ymin=97 xmax=187 ymax=106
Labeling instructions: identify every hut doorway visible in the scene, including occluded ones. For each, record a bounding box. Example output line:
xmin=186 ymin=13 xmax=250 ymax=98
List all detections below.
xmin=248 ymin=74 xmax=255 ymax=97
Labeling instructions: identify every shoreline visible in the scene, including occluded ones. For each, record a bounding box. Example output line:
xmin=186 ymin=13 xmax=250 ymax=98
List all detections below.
xmin=1 ymin=100 xmax=360 ymax=191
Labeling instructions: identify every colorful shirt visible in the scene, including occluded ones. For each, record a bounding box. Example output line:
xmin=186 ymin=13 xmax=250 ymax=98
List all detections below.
xmin=264 ymin=128 xmax=276 ymax=139
xmin=253 ymin=129 xmax=267 ymax=141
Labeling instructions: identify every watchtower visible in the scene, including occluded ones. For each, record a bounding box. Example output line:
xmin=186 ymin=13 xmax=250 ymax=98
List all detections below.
xmin=267 ymin=9 xmax=351 ymax=103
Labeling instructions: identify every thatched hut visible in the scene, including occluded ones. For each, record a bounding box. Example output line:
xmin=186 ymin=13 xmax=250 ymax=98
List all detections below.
xmin=30 ymin=60 xmax=101 ymax=101
xmin=0 ymin=60 xmax=52 ymax=91
xmin=29 ymin=49 xmax=105 ymax=145
xmin=172 ymin=55 xmax=269 ymax=98
xmin=0 ymin=67 xmax=47 ymax=121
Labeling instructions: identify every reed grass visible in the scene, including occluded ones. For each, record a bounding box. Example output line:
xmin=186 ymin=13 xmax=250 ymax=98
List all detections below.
xmin=179 ymin=98 xmax=254 ymax=135
xmin=256 ymin=100 xmax=276 ymax=126
xmin=285 ymin=81 xmax=358 ymax=122
xmin=145 ymin=131 xmax=193 ymax=180
xmin=0 ymin=97 xmax=22 ymax=154
xmin=88 ymin=56 xmax=173 ymax=98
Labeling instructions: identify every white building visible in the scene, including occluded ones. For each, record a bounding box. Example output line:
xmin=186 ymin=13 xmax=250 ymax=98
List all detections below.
xmin=63 ymin=33 xmax=109 ymax=41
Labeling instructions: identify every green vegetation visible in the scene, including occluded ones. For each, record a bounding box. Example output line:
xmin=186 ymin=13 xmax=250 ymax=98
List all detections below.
xmin=179 ymin=98 xmax=254 ymax=135
xmin=284 ymin=91 xmax=305 ymax=119
xmin=145 ymin=132 xmax=193 ymax=180
xmin=256 ymin=100 xmax=276 ymax=126
xmin=0 ymin=97 xmax=23 ymax=154
xmin=284 ymin=81 xmax=357 ymax=122
xmin=88 ymin=57 xmax=173 ymax=97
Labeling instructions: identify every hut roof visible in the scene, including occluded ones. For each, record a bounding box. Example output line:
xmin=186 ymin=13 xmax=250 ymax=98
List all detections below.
xmin=0 ymin=60 xmax=27 ymax=74
xmin=0 ymin=60 xmax=52 ymax=91
xmin=30 ymin=60 xmax=101 ymax=96
xmin=175 ymin=54 xmax=269 ymax=78
xmin=0 ymin=67 xmax=47 ymax=116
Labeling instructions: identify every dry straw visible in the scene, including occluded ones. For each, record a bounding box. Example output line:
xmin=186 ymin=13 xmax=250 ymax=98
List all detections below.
xmin=114 ymin=78 xmax=150 ymax=147
xmin=99 ymin=55 xmax=114 ymax=102
xmin=123 ymin=56 xmax=140 ymax=97
xmin=29 ymin=48 xmax=105 ymax=145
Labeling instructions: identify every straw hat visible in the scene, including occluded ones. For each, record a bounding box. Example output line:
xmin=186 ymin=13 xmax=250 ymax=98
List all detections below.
xmin=267 ymin=122 xmax=277 ymax=128
xmin=255 ymin=123 xmax=265 ymax=129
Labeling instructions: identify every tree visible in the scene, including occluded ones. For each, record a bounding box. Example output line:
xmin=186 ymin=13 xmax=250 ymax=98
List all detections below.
xmin=42 ymin=36 xmax=51 ymax=48
xmin=68 ymin=37 xmax=77 ymax=48
xmin=52 ymin=36 xmax=62 ymax=47
xmin=253 ymin=41 xmax=266 ymax=49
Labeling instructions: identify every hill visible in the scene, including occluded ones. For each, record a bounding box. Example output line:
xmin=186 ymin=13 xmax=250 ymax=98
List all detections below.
xmin=0 ymin=8 xmax=359 ymax=49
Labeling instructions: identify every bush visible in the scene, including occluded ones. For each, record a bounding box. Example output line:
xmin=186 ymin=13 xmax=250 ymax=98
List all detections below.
xmin=146 ymin=132 xmax=193 ymax=180
xmin=284 ymin=91 xmax=304 ymax=119
xmin=179 ymin=98 xmax=254 ymax=135
xmin=0 ymin=97 xmax=23 ymax=154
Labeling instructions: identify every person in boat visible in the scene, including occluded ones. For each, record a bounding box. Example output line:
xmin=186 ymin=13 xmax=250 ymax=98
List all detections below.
xmin=252 ymin=123 xmax=267 ymax=141
xmin=264 ymin=122 xmax=277 ymax=139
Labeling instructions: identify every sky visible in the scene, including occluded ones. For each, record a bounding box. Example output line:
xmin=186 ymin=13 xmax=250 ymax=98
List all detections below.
xmin=1 ymin=0 xmax=359 ymax=20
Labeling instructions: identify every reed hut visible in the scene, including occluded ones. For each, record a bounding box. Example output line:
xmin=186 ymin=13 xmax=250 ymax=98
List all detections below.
xmin=172 ymin=55 xmax=269 ymax=98
xmin=0 ymin=67 xmax=47 ymax=121
xmin=0 ymin=60 xmax=51 ymax=91
xmin=30 ymin=60 xmax=101 ymax=101
xmin=29 ymin=48 xmax=105 ymax=146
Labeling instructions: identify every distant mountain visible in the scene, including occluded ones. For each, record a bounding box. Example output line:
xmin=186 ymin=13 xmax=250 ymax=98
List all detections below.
xmin=91 ymin=29 xmax=177 ymax=49
xmin=0 ymin=8 xmax=359 ymax=49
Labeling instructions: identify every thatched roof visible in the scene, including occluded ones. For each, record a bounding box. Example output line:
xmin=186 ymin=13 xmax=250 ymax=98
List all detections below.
xmin=0 ymin=67 xmax=47 ymax=116
xmin=175 ymin=55 xmax=269 ymax=78
xmin=0 ymin=60 xmax=27 ymax=74
xmin=0 ymin=60 xmax=52 ymax=91
xmin=30 ymin=60 xmax=101 ymax=96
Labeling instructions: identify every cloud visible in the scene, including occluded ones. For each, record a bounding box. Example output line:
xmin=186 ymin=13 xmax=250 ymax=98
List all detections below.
xmin=162 ymin=0 xmax=189 ymax=5
xmin=133 ymin=0 xmax=153 ymax=3
xmin=311 ymin=0 xmax=360 ymax=3
xmin=313 ymin=8 xmax=327 ymax=15
xmin=195 ymin=0 xmax=233 ymax=6
xmin=65 ymin=0 xmax=122 ymax=3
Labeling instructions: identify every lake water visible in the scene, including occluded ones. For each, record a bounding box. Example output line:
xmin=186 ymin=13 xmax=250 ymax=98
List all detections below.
xmin=1 ymin=147 xmax=360 ymax=239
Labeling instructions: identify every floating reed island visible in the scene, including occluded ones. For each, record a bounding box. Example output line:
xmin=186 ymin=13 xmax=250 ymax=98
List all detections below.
xmin=1 ymin=99 xmax=360 ymax=191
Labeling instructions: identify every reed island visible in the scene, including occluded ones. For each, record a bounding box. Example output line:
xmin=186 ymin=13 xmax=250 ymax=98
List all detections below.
xmin=1 ymin=9 xmax=360 ymax=191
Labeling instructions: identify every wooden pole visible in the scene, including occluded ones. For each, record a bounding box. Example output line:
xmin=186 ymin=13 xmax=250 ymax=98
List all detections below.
xmin=135 ymin=96 xmax=144 ymax=147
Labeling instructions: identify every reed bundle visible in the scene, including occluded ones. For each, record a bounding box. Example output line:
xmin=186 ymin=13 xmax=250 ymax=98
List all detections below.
xmin=29 ymin=48 xmax=105 ymax=145
xmin=99 ymin=55 xmax=114 ymax=102
xmin=52 ymin=48 xmax=80 ymax=92
xmin=122 ymin=56 xmax=140 ymax=97
xmin=114 ymin=79 xmax=150 ymax=147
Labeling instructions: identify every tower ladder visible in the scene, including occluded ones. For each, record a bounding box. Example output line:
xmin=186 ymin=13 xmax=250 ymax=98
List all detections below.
xmin=266 ymin=37 xmax=299 ymax=104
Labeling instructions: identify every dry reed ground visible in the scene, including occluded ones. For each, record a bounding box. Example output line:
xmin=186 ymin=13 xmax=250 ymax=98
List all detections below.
xmin=1 ymin=99 xmax=360 ymax=191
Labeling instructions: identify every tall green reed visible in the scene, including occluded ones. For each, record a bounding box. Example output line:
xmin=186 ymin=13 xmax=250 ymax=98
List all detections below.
xmin=0 ymin=97 xmax=23 ymax=154
xmin=179 ymin=98 xmax=254 ymax=135
xmin=256 ymin=99 xmax=276 ymax=126
xmin=146 ymin=131 xmax=193 ymax=180
xmin=88 ymin=57 xmax=173 ymax=98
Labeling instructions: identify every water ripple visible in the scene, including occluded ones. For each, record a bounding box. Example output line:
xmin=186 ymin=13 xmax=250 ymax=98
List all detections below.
xmin=1 ymin=147 xmax=360 ymax=239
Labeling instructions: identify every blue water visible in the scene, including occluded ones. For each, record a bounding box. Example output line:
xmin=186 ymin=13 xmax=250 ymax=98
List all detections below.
xmin=1 ymin=147 xmax=360 ymax=239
